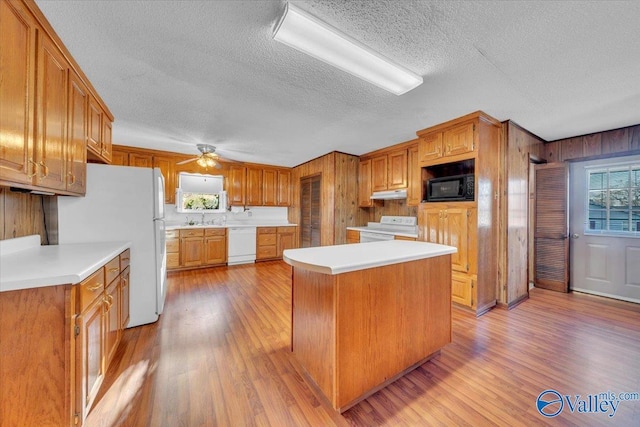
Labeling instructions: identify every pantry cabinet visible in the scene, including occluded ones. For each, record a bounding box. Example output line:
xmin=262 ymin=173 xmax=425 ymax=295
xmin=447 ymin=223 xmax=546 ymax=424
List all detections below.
xmin=0 ymin=0 xmax=113 ymax=195
xmin=407 ymin=144 xmax=421 ymax=206
xmin=417 ymin=111 xmax=500 ymax=315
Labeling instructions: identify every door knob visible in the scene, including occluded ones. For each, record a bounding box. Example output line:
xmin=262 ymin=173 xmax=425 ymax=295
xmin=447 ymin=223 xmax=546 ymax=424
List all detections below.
xmin=571 ymin=233 xmax=579 ymax=239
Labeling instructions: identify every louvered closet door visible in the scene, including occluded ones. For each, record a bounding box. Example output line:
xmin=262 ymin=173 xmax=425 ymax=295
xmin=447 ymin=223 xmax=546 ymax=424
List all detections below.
xmin=534 ymin=163 xmax=569 ymax=292
xmin=300 ymin=175 xmax=321 ymax=248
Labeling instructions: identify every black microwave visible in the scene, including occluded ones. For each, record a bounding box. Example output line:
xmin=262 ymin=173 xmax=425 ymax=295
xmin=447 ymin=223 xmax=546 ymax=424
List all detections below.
xmin=425 ymin=174 xmax=474 ymax=202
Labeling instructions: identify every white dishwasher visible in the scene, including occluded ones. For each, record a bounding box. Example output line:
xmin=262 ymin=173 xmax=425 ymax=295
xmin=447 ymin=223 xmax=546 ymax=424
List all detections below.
xmin=227 ymin=226 xmax=257 ymax=265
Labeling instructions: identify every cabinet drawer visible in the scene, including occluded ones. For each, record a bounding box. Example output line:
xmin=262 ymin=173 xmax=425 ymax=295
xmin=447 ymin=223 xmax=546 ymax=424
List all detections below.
xmin=258 ymin=234 xmax=277 ymax=245
xmin=120 ymin=249 xmax=130 ymax=270
xmin=166 ymin=230 xmax=179 ymax=239
xmin=257 ymin=245 xmax=277 ymax=259
xmin=258 ymin=227 xmax=276 ymax=234
xmin=277 ymin=226 xmax=294 ymax=233
xmin=180 ymin=228 xmax=204 ymax=238
xmin=80 ymin=268 xmax=105 ymax=312
xmin=167 ymin=253 xmax=180 ymax=269
xmin=205 ymin=228 xmax=226 ymax=237
xmin=105 ymin=256 xmax=120 ymax=285
xmin=166 ymin=238 xmax=179 ymax=253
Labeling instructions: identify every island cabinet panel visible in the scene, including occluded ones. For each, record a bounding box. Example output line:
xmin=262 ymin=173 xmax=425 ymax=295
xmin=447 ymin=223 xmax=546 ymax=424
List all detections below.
xmin=291 ymin=255 xmax=452 ymax=412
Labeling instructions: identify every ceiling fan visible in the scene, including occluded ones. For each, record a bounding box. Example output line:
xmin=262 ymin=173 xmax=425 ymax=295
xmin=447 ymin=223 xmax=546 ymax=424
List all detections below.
xmin=176 ymin=144 xmax=232 ymax=169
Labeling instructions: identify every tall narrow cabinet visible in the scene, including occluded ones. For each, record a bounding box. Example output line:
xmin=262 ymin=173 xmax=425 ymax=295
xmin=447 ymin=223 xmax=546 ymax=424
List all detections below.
xmin=416 ymin=111 xmax=501 ymax=315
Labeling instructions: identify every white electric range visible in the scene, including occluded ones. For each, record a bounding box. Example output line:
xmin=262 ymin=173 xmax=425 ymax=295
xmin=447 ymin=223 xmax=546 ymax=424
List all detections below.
xmin=347 ymin=216 xmax=418 ymax=243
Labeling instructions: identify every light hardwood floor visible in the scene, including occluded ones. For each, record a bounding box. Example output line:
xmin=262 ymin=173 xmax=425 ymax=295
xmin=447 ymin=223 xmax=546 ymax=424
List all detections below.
xmin=86 ymin=261 xmax=640 ymax=426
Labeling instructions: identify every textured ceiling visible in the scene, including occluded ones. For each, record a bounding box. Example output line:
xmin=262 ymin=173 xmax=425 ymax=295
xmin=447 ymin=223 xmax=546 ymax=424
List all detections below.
xmin=35 ymin=0 xmax=640 ymax=167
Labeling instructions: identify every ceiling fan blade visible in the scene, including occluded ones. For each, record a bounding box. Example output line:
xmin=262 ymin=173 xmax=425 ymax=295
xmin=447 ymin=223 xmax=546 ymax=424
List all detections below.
xmin=176 ymin=157 xmax=198 ymax=165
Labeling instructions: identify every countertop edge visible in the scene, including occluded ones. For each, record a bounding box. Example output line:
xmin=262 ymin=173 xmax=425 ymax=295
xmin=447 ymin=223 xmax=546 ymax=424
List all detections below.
xmin=0 ymin=241 xmax=131 ymax=292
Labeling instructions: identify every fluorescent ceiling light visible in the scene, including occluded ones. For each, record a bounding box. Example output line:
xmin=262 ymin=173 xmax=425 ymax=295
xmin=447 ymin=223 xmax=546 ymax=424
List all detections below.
xmin=273 ymin=3 xmax=423 ymax=95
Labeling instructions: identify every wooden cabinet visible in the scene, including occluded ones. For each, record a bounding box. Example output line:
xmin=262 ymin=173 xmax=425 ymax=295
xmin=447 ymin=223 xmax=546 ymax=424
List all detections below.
xmin=358 ymin=159 xmax=373 ymax=207
xmin=277 ymin=226 xmax=297 ymax=257
xmin=418 ymin=121 xmax=476 ymax=166
xmin=104 ymin=276 xmax=120 ymax=366
xmin=246 ymin=167 xmax=263 ymax=206
xmin=86 ymin=95 xmax=113 ymax=164
xmin=0 ymin=0 xmax=113 ymax=195
xmin=407 ymin=144 xmax=421 ymax=206
xmin=67 ymin=71 xmax=88 ymax=194
xmin=110 ymin=149 xmax=129 ymax=166
xmin=257 ymin=227 xmax=277 ymax=260
xmin=205 ymin=228 xmax=227 ymax=265
xmin=166 ymin=230 xmax=180 ymax=269
xmin=180 ymin=228 xmax=205 ymax=267
xmin=276 ymin=170 xmax=292 ymax=206
xmin=263 ymin=169 xmax=277 ymax=206
xmin=257 ymin=226 xmax=298 ymax=260
xmin=153 ymin=155 xmax=176 ymax=204
xmin=169 ymin=228 xmax=227 ymax=270
xmin=371 ymin=155 xmax=388 ymax=191
xmin=416 ymin=111 xmax=500 ymax=315
xmin=120 ymin=266 xmax=130 ymax=329
xmin=360 ymin=148 xmax=408 ymax=199
xmin=129 ymin=153 xmax=153 ymax=168
xmin=228 ymin=165 xmax=246 ymax=206
xmin=346 ymin=229 xmax=360 ymax=244
xmin=0 ymin=0 xmax=38 ymax=186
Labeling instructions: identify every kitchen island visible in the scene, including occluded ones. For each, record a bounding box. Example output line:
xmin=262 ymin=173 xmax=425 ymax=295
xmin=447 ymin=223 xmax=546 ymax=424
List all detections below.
xmin=283 ymin=240 xmax=456 ymax=412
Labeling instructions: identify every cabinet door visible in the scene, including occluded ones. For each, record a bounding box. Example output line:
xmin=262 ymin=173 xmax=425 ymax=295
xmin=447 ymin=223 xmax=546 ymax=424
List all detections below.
xmin=263 ymin=169 xmax=277 ymax=206
xmin=419 ymin=206 xmax=442 ymax=244
xmin=101 ymin=119 xmax=112 ymax=162
xmin=277 ymin=170 xmax=291 ymax=206
xmin=443 ymin=121 xmax=475 ymax=157
xmin=277 ymin=227 xmax=297 ymax=257
xmin=257 ymin=227 xmax=277 ymax=260
xmin=129 ymin=153 xmax=153 ymax=168
xmin=104 ymin=278 xmax=120 ymax=366
xmin=153 ymin=156 xmax=176 ymax=204
xmin=35 ymin=34 xmax=67 ymax=191
xmin=346 ymin=229 xmax=360 ymax=244
xmin=442 ymin=208 xmax=469 ymax=273
xmin=205 ymin=235 xmax=226 ymax=265
xmin=0 ymin=0 xmax=37 ymax=185
xmin=417 ymin=132 xmax=443 ymax=164
xmin=228 ymin=165 xmax=246 ymax=206
xmin=87 ymin=96 xmax=102 ymax=155
xmin=407 ymin=145 xmax=421 ymax=206
xmin=246 ymin=167 xmax=263 ymax=206
xmin=110 ymin=150 xmax=129 ymax=166
xmin=451 ymin=272 xmax=472 ymax=307
xmin=387 ymin=149 xmax=407 ymax=189
xmin=371 ymin=155 xmax=388 ymax=191
xmin=120 ymin=267 xmax=130 ymax=329
xmin=358 ymin=159 xmax=373 ymax=207
xmin=76 ymin=297 xmax=104 ymax=417
xmin=181 ymin=237 xmax=204 ymax=267
xmin=67 ymin=71 xmax=88 ymax=194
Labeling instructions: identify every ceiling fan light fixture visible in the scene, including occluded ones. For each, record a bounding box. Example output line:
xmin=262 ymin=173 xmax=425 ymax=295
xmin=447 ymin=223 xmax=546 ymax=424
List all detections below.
xmin=273 ymin=3 xmax=423 ymax=95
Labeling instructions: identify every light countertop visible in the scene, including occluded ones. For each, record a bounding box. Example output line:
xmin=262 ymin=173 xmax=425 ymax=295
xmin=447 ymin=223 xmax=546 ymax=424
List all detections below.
xmin=283 ymin=240 xmax=456 ymax=275
xmin=166 ymin=221 xmax=297 ymax=230
xmin=0 ymin=235 xmax=131 ymax=292
xmin=346 ymin=226 xmax=418 ymax=238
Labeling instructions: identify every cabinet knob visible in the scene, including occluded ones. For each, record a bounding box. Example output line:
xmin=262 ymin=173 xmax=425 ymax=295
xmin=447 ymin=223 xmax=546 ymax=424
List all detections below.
xmin=67 ymin=172 xmax=76 ymax=185
xmin=28 ymin=159 xmax=38 ymax=178
xmin=38 ymin=161 xmax=49 ymax=178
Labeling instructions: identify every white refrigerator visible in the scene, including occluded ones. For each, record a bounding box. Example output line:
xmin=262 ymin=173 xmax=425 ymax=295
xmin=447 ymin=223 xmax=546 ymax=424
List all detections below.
xmin=58 ymin=164 xmax=167 ymax=328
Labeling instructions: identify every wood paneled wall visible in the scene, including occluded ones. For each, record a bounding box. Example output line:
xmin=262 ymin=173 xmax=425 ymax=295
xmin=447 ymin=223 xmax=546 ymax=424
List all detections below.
xmin=0 ymin=187 xmax=57 ymax=244
xmin=291 ymin=152 xmax=359 ymax=246
xmin=499 ymin=121 xmax=546 ymax=308
xmin=546 ymin=123 xmax=640 ymax=162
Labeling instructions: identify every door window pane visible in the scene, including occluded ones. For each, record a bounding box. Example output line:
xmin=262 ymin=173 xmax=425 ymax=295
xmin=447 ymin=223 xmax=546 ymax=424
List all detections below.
xmin=586 ymin=164 xmax=640 ymax=235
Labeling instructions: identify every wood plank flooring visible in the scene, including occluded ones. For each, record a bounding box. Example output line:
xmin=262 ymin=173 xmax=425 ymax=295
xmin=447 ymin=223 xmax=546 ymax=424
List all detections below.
xmin=86 ymin=261 xmax=640 ymax=426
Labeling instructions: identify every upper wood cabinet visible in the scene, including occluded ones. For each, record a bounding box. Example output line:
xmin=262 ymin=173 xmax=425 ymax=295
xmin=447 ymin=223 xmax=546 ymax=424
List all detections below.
xmin=153 ymin=155 xmax=176 ymax=204
xmin=418 ymin=121 xmax=476 ymax=166
xmin=387 ymin=149 xmax=407 ymax=189
xmin=371 ymin=155 xmax=388 ymax=191
xmin=129 ymin=152 xmax=153 ymax=168
xmin=407 ymin=144 xmax=420 ymax=206
xmin=0 ymin=0 xmax=113 ymax=195
xmin=227 ymin=165 xmax=246 ymax=206
xmin=86 ymin=95 xmax=113 ymax=164
xmin=263 ymin=169 xmax=277 ymax=206
xmin=358 ymin=159 xmax=373 ymax=207
xmin=246 ymin=167 xmax=263 ymax=206
xmin=276 ymin=169 xmax=291 ymax=206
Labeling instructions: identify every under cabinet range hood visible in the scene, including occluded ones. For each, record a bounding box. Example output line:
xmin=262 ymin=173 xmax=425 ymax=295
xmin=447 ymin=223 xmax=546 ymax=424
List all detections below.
xmin=370 ymin=189 xmax=407 ymax=200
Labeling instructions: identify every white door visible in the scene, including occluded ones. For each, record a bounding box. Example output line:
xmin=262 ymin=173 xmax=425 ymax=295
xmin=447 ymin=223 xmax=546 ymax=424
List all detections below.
xmin=569 ymin=156 xmax=640 ymax=303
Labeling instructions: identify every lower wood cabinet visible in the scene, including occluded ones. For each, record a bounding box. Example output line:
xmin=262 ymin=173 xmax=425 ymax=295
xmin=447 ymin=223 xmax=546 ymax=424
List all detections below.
xmin=167 ymin=228 xmax=227 ymax=271
xmin=0 ymin=248 xmax=130 ymax=427
xmin=256 ymin=226 xmax=298 ymax=261
xmin=346 ymin=229 xmax=360 ymax=244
